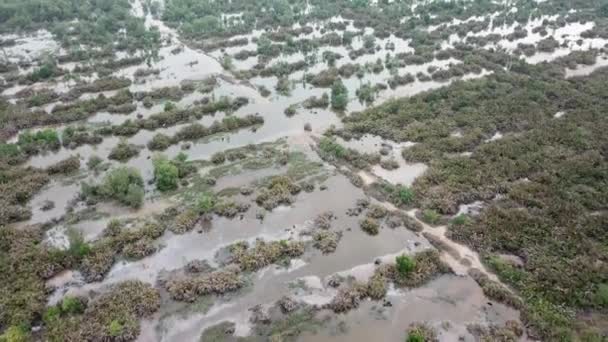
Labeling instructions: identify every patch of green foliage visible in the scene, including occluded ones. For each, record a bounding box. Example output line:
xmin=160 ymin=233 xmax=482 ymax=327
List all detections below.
xmin=82 ymin=166 xmax=144 ymax=208
xmin=330 ymin=79 xmax=348 ymax=110
xmin=153 ymin=155 xmax=179 ymax=192
xmin=396 ymin=254 xmax=416 ymax=277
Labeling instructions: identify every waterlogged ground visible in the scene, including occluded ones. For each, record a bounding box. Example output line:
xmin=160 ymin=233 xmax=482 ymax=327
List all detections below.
xmin=3 ymin=0 xmax=608 ymax=341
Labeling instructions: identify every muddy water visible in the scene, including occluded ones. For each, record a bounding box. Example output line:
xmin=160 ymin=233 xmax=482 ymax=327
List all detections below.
xmin=0 ymin=2 xmax=564 ymax=340
xmin=300 ymin=275 xmax=519 ymax=342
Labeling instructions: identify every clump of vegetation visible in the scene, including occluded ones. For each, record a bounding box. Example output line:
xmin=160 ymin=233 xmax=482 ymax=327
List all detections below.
xmin=44 ymin=281 xmax=160 ymax=341
xmin=284 ymin=104 xmax=298 ymax=117
xmin=421 ymin=209 xmax=441 ymax=225
xmin=62 ymin=126 xmax=103 ymax=149
xmin=165 ymin=266 xmax=243 ymax=302
xmin=388 ymin=250 xmax=450 ymax=288
xmin=81 ymin=167 xmax=145 ymax=208
xmin=87 ymin=155 xmax=104 ymax=171
xmin=366 ymin=204 xmax=388 ymax=219
xmin=168 ymin=208 xmax=200 ymax=234
xmin=153 ymin=155 xmax=179 ymax=192
xmin=228 ymin=239 xmax=305 ymax=271
xmin=380 ymin=158 xmax=399 ymax=170
xmin=468 ymin=269 xmax=523 ymax=309
xmin=360 ymin=217 xmax=380 ymax=235
xmin=0 ymin=226 xmax=65 ymax=332
xmin=0 ymin=165 xmax=49 ymax=225
xmin=313 ymin=231 xmax=342 ymax=254
xmin=213 ymin=201 xmax=250 ymax=218
xmin=396 ymin=254 xmax=416 ymax=277
xmin=197 ymin=192 xmax=217 ymax=214
xmin=405 ymin=323 xmax=438 ymax=342
xmin=17 ymin=129 xmax=60 ymax=155
xmin=147 ymin=133 xmax=173 ymax=151
xmin=79 ymin=220 xmax=164 ymax=281
xmin=467 ymin=321 xmax=523 ymax=342
xmin=330 ymin=79 xmax=348 ymax=111
xmin=210 ymin=151 xmax=226 ymax=164
xmin=317 ymin=137 xmax=380 ymax=170
xmin=255 ymin=176 xmax=302 ymax=210
xmin=326 ymin=249 xmax=449 ymax=314
xmin=108 ymin=141 xmax=140 ymax=162
xmin=47 ymin=156 xmax=80 ymax=175
xmin=302 ymin=94 xmax=329 ymax=109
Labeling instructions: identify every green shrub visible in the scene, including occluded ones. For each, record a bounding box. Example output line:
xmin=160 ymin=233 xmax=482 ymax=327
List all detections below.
xmin=147 ymin=133 xmax=172 ymax=151
xmin=87 ymin=155 xmax=103 ymax=170
xmin=108 ymin=320 xmax=123 ymax=337
xmin=397 ymin=185 xmax=414 ymax=204
xmin=43 ymin=306 xmax=61 ymax=323
xmin=319 ymin=137 xmax=346 ymax=158
xmin=331 ymin=79 xmax=348 ymax=110
xmin=197 ymin=192 xmax=216 ymax=213
xmin=396 ymin=254 xmax=416 ymax=277
xmin=164 ymin=101 xmax=176 ymax=112
xmin=153 ymin=156 xmax=179 ymax=192
xmin=594 ymin=283 xmax=608 ymax=307
xmin=108 ymin=141 xmax=139 ymax=162
xmin=124 ymin=184 xmax=145 ymax=208
xmin=451 ymin=214 xmax=468 ymax=225
xmin=0 ymin=325 xmax=29 ymax=342
xmin=360 ymin=217 xmax=379 ymax=235
xmin=61 ymin=297 xmax=84 ymax=314
xmin=17 ymin=128 xmax=60 ymax=153
xmin=99 ymin=167 xmax=145 ymax=208
xmin=67 ymin=228 xmax=91 ymax=259
xmin=406 ymin=331 xmax=425 ymax=342
xmin=210 ymin=152 xmax=226 ymax=164
xmin=0 ymin=144 xmax=24 ymax=164
xmin=422 ymin=209 xmax=440 ymax=225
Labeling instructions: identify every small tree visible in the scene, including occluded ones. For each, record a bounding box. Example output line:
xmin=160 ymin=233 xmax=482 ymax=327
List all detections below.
xmin=99 ymin=167 xmax=145 ymax=208
xmin=331 ymin=79 xmax=348 ymax=111
xmin=153 ymin=156 xmax=179 ymax=192
xmin=396 ymin=254 xmax=416 ymax=277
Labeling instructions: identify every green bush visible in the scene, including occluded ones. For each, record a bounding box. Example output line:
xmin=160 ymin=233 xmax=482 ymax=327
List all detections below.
xmin=0 ymin=325 xmax=29 ymax=342
xmin=17 ymin=128 xmax=60 ymax=153
xmin=422 ymin=209 xmax=440 ymax=225
xmin=319 ymin=137 xmax=346 ymax=158
xmin=396 ymin=254 xmax=416 ymax=277
xmin=331 ymin=79 xmax=348 ymax=110
xmin=61 ymin=297 xmax=84 ymax=314
xmin=153 ymin=156 xmax=179 ymax=192
xmin=0 ymin=144 xmax=24 ymax=164
xmin=594 ymin=283 xmax=608 ymax=307
xmin=87 ymin=155 xmax=103 ymax=170
xmin=197 ymin=192 xmax=216 ymax=213
xmin=43 ymin=306 xmax=61 ymax=323
xmin=99 ymin=167 xmax=145 ymax=208
xmin=406 ymin=331 xmax=425 ymax=342
xmin=164 ymin=101 xmax=176 ymax=112
xmin=397 ymin=185 xmax=414 ymax=204
xmin=451 ymin=214 xmax=468 ymax=225
xmin=360 ymin=217 xmax=379 ymax=235
xmin=108 ymin=141 xmax=139 ymax=162
xmin=124 ymin=184 xmax=145 ymax=208
xmin=108 ymin=320 xmax=123 ymax=337
xmin=67 ymin=228 xmax=91 ymax=259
